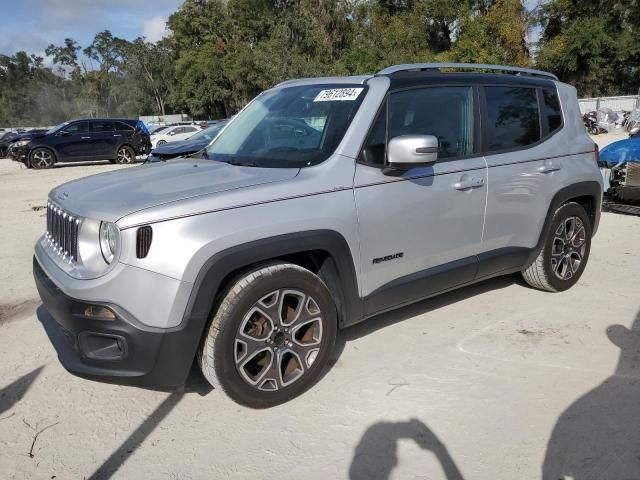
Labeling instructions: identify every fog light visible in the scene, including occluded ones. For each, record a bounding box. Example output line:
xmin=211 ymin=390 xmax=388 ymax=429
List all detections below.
xmin=84 ymin=305 xmax=116 ymax=320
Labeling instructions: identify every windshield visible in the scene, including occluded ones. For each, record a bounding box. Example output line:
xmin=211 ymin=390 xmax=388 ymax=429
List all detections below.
xmin=205 ymin=84 xmax=366 ymax=168
xmin=47 ymin=122 xmax=69 ymax=134
xmin=188 ymin=124 xmax=225 ymax=143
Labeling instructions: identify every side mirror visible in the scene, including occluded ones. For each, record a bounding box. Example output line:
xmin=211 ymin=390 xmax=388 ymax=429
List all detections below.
xmin=169 ymin=131 xmax=176 ymax=136
xmin=384 ymin=135 xmax=438 ymax=174
xmin=59 ymin=131 xmax=71 ymax=137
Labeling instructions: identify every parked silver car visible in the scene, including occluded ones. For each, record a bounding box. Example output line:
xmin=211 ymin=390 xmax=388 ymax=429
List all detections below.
xmin=34 ymin=63 xmax=603 ymax=407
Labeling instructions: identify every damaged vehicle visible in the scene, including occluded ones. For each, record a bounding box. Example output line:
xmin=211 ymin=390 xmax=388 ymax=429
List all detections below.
xmin=599 ymin=129 xmax=640 ymax=202
xmin=11 ymin=119 xmax=150 ymax=169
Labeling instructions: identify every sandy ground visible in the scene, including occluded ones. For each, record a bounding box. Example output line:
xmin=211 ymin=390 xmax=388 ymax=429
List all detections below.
xmin=0 ymin=150 xmax=639 ymax=480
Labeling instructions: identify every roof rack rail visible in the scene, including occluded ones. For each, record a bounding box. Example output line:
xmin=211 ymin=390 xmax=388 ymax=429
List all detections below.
xmin=377 ymin=63 xmax=558 ymax=81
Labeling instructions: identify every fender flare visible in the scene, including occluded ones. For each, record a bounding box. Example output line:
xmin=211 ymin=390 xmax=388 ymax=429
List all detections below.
xmin=182 ymin=229 xmax=363 ymax=332
xmin=527 ymin=180 xmax=602 ymax=265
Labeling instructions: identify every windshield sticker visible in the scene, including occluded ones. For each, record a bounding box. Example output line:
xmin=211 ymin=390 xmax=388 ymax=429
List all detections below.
xmin=313 ymin=88 xmax=363 ymax=102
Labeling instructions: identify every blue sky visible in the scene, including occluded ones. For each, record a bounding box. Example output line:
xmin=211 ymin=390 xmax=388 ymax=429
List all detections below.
xmin=0 ymin=0 xmax=184 ymax=59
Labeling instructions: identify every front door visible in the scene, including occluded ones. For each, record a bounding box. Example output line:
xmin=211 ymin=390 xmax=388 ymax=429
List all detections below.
xmin=354 ymin=85 xmax=487 ymax=315
xmin=52 ymin=121 xmax=91 ymax=161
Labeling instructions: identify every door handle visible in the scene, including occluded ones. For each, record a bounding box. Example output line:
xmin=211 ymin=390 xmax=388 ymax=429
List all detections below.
xmin=453 ymin=175 xmax=484 ymax=191
xmin=81 ymin=136 xmax=91 ymax=139
xmin=537 ymin=160 xmax=561 ymax=174
xmin=113 ymin=134 xmax=122 ymax=137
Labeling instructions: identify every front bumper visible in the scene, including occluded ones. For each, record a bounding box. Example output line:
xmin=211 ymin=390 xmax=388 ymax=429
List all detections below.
xmin=9 ymin=143 xmax=27 ymax=163
xmin=34 ymin=257 xmax=200 ymax=388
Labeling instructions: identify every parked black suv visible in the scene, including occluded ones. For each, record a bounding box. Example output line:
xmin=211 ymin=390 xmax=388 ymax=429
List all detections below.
xmin=10 ymin=119 xmax=151 ymax=169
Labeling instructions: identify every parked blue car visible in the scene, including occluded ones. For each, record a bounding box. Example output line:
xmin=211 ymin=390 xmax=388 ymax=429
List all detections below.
xmin=146 ymin=122 xmax=226 ymax=162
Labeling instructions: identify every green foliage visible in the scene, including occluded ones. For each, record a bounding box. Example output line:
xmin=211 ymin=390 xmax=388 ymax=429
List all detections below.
xmin=536 ymin=0 xmax=640 ymax=97
xmin=1 ymin=0 xmax=638 ymax=126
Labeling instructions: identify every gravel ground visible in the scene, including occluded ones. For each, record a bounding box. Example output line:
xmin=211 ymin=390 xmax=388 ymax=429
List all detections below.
xmin=0 ymin=150 xmax=639 ymax=480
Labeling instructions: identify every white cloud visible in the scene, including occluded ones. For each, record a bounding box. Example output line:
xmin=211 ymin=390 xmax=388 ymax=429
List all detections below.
xmin=143 ymin=16 xmax=169 ymax=43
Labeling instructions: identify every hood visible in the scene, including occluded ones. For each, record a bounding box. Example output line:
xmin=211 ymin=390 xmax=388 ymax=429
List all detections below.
xmin=50 ymin=158 xmax=300 ymax=223
xmin=11 ymin=132 xmax=44 ymax=142
xmin=151 ymin=139 xmax=208 ymax=156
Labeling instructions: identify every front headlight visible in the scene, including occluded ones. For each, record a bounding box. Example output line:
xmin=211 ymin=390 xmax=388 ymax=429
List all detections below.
xmin=99 ymin=221 xmax=120 ymax=264
xmin=14 ymin=139 xmax=30 ymax=147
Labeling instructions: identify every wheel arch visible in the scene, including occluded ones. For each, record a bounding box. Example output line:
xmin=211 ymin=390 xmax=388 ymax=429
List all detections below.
xmin=183 ymin=230 xmax=363 ymax=338
xmin=115 ymin=142 xmax=136 ymax=155
xmin=528 ymin=181 xmax=602 ymax=265
xmin=29 ymin=145 xmax=57 ymax=166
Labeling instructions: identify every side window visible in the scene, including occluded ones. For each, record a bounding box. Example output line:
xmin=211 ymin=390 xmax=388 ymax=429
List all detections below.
xmin=61 ymin=121 xmax=89 ymax=135
xmin=542 ymin=89 xmax=563 ymax=133
xmin=184 ymin=127 xmax=197 ymax=133
xmin=388 ymin=86 xmax=474 ymax=159
xmin=484 ymin=86 xmax=541 ymax=152
xmin=92 ymin=120 xmax=114 ymax=133
xmin=173 ymin=127 xmax=184 ymax=135
xmin=360 ymin=102 xmax=387 ymax=166
xmin=115 ymin=121 xmax=134 ymax=132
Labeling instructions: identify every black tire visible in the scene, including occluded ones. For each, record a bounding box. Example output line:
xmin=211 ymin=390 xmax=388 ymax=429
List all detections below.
xmin=522 ymin=202 xmax=592 ymax=292
xmin=115 ymin=145 xmax=135 ymax=164
xmin=157 ymin=140 xmax=167 ymax=146
xmin=30 ymin=148 xmax=55 ymax=169
xmin=199 ymin=262 xmax=337 ymax=408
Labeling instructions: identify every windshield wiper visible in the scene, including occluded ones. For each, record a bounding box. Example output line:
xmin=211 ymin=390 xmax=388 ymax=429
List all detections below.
xmin=226 ymin=159 xmax=259 ymax=167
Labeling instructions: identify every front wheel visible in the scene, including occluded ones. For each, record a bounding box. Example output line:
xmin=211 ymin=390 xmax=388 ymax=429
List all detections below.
xmin=115 ymin=145 xmax=135 ymax=164
xmin=30 ymin=148 xmax=55 ymax=169
xmin=199 ymin=262 xmax=337 ymax=408
xmin=522 ymin=202 xmax=592 ymax=292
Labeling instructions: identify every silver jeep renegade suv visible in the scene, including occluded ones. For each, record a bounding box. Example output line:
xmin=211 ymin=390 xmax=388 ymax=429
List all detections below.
xmin=34 ymin=63 xmax=603 ymax=408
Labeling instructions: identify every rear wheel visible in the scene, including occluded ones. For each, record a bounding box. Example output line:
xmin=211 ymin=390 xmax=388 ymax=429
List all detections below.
xmin=522 ymin=202 xmax=592 ymax=292
xmin=199 ymin=262 xmax=337 ymax=408
xmin=30 ymin=148 xmax=55 ymax=169
xmin=115 ymin=145 xmax=135 ymax=164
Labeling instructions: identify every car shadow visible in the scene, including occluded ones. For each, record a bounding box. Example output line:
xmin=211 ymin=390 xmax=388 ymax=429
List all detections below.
xmin=330 ymin=274 xmax=517 ymax=366
xmin=349 ymin=418 xmax=465 ymax=480
xmin=542 ymin=309 xmax=640 ymax=478
xmin=0 ymin=366 xmax=44 ymax=416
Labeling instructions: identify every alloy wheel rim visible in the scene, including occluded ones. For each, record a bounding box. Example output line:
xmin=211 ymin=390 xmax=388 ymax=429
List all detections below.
xmin=34 ymin=150 xmax=52 ymax=167
xmin=551 ymin=216 xmax=586 ymax=281
xmin=117 ymin=148 xmax=132 ymax=163
xmin=234 ymin=289 xmax=323 ymax=391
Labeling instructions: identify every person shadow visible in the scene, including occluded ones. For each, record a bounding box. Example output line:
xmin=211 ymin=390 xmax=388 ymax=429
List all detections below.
xmin=349 ymin=418 xmax=465 ymax=480
xmin=543 ymin=310 xmax=640 ymax=479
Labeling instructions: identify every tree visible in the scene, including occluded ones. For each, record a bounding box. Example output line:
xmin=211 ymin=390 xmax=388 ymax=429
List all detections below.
xmin=536 ymin=0 xmax=640 ymax=96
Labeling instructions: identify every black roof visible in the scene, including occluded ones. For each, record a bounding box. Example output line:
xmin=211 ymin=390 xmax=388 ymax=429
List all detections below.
xmin=384 ymin=71 xmax=557 ymax=91
xmin=70 ymin=118 xmax=137 ymax=123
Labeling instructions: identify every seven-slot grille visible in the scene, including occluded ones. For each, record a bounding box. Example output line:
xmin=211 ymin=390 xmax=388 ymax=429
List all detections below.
xmin=46 ymin=202 xmax=81 ymax=263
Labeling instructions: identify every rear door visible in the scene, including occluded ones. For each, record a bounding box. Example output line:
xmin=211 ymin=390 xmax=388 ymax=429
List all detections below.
xmin=89 ymin=120 xmax=116 ymax=158
xmin=479 ymin=85 xmax=568 ymax=275
xmin=354 ymin=85 xmax=487 ymax=314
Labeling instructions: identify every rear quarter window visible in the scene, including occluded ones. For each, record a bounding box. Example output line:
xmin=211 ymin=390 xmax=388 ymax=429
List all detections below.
xmin=115 ymin=121 xmax=135 ymax=132
xmin=484 ymin=86 xmax=541 ymax=152
xmin=542 ymin=89 xmax=563 ymax=133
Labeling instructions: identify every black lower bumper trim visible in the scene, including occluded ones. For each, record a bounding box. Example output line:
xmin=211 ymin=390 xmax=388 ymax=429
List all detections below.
xmin=34 ymin=257 xmax=201 ymax=388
